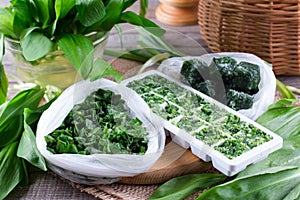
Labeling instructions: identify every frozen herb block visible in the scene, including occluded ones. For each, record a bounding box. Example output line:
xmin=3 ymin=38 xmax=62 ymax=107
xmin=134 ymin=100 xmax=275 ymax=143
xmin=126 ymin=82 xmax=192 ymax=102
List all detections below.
xmin=210 ymin=56 xmax=237 ymax=86
xmin=226 ymin=89 xmax=254 ymax=110
xmin=180 ymin=59 xmax=210 ymax=85
xmin=179 ymin=56 xmax=261 ymax=111
xmin=231 ymin=61 xmax=260 ymax=94
xmin=194 ymin=126 xmax=228 ymax=146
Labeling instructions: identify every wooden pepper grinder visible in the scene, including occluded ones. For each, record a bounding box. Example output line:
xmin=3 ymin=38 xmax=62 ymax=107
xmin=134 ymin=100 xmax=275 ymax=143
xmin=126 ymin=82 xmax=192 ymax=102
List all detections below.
xmin=155 ymin=0 xmax=199 ymax=26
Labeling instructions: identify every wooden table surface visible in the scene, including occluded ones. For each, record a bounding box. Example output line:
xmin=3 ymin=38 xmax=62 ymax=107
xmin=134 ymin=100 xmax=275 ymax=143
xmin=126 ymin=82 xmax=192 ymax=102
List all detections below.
xmin=1 ymin=0 xmax=299 ymax=199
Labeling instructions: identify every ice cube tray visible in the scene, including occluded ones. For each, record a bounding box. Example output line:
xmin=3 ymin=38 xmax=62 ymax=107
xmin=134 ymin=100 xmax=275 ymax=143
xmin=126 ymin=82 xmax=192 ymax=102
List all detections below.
xmin=121 ymin=70 xmax=283 ymax=176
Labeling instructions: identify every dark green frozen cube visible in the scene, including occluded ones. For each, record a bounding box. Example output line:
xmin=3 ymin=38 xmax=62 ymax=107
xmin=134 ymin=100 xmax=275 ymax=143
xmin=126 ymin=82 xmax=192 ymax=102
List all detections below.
xmin=231 ymin=61 xmax=260 ymax=94
xmin=180 ymin=59 xmax=210 ymax=86
xmin=210 ymin=56 xmax=237 ymax=88
xmin=226 ymin=89 xmax=254 ymax=110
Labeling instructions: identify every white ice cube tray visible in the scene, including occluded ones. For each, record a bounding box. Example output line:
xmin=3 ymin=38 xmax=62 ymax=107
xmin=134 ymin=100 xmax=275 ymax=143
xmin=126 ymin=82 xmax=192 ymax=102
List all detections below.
xmin=121 ymin=70 xmax=283 ymax=176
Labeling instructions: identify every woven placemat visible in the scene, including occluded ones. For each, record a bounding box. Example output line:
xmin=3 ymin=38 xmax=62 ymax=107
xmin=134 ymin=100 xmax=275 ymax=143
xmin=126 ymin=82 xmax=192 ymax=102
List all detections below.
xmin=49 ymin=167 xmax=218 ymax=200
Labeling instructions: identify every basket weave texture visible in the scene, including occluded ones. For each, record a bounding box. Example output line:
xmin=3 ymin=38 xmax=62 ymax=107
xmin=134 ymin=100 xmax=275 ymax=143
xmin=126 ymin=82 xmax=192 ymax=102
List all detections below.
xmin=198 ymin=0 xmax=300 ymax=75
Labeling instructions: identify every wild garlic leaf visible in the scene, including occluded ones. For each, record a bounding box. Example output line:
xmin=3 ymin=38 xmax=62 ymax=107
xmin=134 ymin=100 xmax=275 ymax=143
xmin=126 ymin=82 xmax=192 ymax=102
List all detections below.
xmin=139 ymin=0 xmax=148 ymax=17
xmin=282 ymin=183 xmax=300 ymax=200
xmin=0 ymin=86 xmax=44 ymax=147
xmin=197 ymin=167 xmax=300 ymax=200
xmin=0 ymin=142 xmax=24 ymax=200
xmin=276 ymin=79 xmax=297 ymax=99
xmin=89 ymin=58 xmax=123 ymax=82
xmin=257 ymin=99 xmax=300 ymax=139
xmin=58 ymin=33 xmax=94 ymax=79
xmin=123 ymin=0 xmax=138 ymax=10
xmin=29 ymin=0 xmax=53 ymax=28
xmin=237 ymin=136 xmax=300 ymax=178
xmin=76 ymin=0 xmax=106 ymax=27
xmin=0 ymin=8 xmax=16 ymax=38
xmin=86 ymin=0 xmax=124 ymax=33
xmin=11 ymin=0 xmax=32 ymax=38
xmin=0 ymin=34 xmax=8 ymax=105
xmin=18 ymin=159 xmax=29 ymax=188
xmin=55 ymin=0 xmax=76 ymax=20
xmin=21 ymin=31 xmax=54 ymax=61
xmin=17 ymin=108 xmax=47 ymax=171
xmin=149 ymin=174 xmax=226 ymax=200
xmin=120 ymin=12 xmax=165 ymax=37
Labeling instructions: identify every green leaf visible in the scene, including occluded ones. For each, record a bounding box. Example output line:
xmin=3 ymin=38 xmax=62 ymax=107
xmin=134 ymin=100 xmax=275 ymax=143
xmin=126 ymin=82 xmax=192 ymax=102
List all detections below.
xmin=58 ymin=33 xmax=94 ymax=79
xmin=20 ymin=26 xmax=40 ymax=39
xmin=136 ymin=28 xmax=183 ymax=56
xmin=21 ymin=31 xmax=54 ymax=61
xmin=237 ymin=136 xmax=300 ymax=178
xmin=29 ymin=0 xmax=53 ymax=28
xmin=120 ymin=11 xmax=165 ymax=37
xmin=89 ymin=58 xmax=123 ymax=82
xmin=0 ymin=8 xmax=16 ymax=38
xmin=276 ymin=79 xmax=297 ymax=99
xmin=76 ymin=0 xmax=106 ymax=27
xmin=149 ymin=174 xmax=226 ymax=200
xmin=0 ymin=86 xmax=44 ymax=147
xmin=0 ymin=34 xmax=8 ymax=105
xmin=139 ymin=0 xmax=148 ymax=17
xmin=11 ymin=0 xmax=32 ymax=38
xmin=197 ymin=167 xmax=300 ymax=200
xmin=122 ymin=0 xmax=138 ymax=11
xmin=25 ymin=98 xmax=57 ymax=129
xmin=282 ymin=183 xmax=300 ymax=200
xmin=257 ymin=99 xmax=300 ymax=139
xmin=104 ymin=49 xmax=149 ymax=62
xmin=18 ymin=159 xmax=29 ymax=188
xmin=55 ymin=0 xmax=76 ymax=19
xmin=17 ymin=108 xmax=47 ymax=171
xmin=100 ymin=0 xmax=124 ymax=31
xmin=0 ymin=142 xmax=24 ymax=200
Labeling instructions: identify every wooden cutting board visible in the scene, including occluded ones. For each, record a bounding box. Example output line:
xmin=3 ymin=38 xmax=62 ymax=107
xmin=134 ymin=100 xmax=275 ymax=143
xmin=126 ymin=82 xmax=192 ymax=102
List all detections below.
xmin=119 ymin=137 xmax=212 ymax=185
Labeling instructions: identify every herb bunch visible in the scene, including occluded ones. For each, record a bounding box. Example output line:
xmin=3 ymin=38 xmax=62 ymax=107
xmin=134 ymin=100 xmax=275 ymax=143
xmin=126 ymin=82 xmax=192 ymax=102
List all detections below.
xmin=0 ymin=0 xmax=162 ymax=82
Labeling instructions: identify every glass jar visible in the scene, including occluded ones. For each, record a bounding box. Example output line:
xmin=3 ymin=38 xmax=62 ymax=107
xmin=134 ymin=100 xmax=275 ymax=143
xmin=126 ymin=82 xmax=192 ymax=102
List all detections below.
xmin=5 ymin=31 xmax=108 ymax=89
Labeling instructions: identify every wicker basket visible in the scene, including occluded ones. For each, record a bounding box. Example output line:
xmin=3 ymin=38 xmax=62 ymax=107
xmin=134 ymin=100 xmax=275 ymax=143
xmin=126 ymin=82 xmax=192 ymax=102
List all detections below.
xmin=198 ymin=0 xmax=300 ymax=75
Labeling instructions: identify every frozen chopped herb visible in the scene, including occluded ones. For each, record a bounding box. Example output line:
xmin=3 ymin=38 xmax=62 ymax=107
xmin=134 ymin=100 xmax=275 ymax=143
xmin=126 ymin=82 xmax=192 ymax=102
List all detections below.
xmin=226 ymin=89 xmax=254 ymax=110
xmin=127 ymin=73 xmax=273 ymax=160
xmin=194 ymin=126 xmax=228 ymax=146
xmin=231 ymin=61 xmax=260 ymax=94
xmin=179 ymin=56 xmax=260 ymax=110
xmin=177 ymin=116 xmax=207 ymax=132
xmin=210 ymin=56 xmax=237 ymax=86
xmin=214 ymin=138 xmax=250 ymax=159
xmin=193 ymin=80 xmax=216 ymax=97
xmin=180 ymin=59 xmax=210 ymax=85
xmin=45 ymin=89 xmax=148 ymax=155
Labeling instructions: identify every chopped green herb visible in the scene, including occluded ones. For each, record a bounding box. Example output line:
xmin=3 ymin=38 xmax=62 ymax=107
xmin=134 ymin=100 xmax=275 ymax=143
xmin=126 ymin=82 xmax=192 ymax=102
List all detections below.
xmin=127 ymin=73 xmax=272 ymax=159
xmin=179 ymin=56 xmax=261 ymax=111
xmin=45 ymin=89 xmax=148 ymax=155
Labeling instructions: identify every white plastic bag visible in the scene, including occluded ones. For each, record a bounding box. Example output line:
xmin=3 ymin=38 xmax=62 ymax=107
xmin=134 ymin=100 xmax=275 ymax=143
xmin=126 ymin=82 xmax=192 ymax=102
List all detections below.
xmin=157 ymin=52 xmax=276 ymax=120
xmin=36 ymin=78 xmax=165 ymax=185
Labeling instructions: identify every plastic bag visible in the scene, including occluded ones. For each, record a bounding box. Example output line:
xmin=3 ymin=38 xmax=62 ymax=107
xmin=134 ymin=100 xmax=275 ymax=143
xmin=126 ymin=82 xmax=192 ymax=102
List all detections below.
xmin=157 ymin=52 xmax=276 ymax=120
xmin=36 ymin=78 xmax=165 ymax=185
